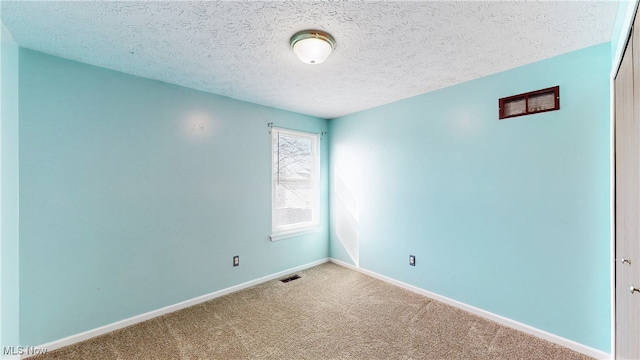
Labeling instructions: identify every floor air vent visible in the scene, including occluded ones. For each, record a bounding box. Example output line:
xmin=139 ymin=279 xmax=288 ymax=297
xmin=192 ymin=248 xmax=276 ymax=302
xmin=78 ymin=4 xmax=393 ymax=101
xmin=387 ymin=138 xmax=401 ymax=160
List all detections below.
xmin=280 ymin=275 xmax=301 ymax=283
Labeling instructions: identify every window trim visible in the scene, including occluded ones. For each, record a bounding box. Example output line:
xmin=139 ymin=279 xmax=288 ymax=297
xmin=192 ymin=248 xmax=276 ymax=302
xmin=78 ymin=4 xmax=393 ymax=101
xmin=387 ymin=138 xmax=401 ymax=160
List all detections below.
xmin=270 ymin=227 xmax=321 ymax=242
xmin=271 ymin=127 xmax=320 ymax=240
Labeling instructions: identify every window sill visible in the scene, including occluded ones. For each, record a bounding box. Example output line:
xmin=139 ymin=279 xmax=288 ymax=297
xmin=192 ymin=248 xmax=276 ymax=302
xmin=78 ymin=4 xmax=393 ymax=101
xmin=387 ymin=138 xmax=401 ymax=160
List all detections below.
xmin=270 ymin=227 xmax=321 ymax=241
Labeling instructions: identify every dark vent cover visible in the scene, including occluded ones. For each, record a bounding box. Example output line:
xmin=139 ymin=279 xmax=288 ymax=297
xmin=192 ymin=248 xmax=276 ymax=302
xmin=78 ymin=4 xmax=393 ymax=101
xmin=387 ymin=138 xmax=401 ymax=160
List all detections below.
xmin=499 ymin=86 xmax=559 ymax=119
xmin=280 ymin=275 xmax=301 ymax=283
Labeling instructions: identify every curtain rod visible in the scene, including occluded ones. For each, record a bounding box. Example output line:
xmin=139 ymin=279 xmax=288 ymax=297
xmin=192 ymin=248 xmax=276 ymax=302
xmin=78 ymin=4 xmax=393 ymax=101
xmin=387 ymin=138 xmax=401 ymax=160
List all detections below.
xmin=267 ymin=123 xmax=327 ymax=140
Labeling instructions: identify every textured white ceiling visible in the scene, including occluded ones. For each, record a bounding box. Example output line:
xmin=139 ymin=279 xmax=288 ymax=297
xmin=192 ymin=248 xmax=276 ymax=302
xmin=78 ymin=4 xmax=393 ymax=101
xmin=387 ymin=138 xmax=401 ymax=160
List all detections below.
xmin=1 ymin=1 xmax=619 ymax=119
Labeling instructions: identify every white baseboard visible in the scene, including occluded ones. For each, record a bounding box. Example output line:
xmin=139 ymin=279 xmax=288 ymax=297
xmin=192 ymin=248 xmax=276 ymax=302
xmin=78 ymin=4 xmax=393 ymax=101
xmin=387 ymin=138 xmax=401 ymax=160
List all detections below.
xmin=24 ymin=258 xmax=329 ymax=359
xmin=23 ymin=257 xmax=610 ymax=360
xmin=329 ymin=258 xmax=611 ymax=360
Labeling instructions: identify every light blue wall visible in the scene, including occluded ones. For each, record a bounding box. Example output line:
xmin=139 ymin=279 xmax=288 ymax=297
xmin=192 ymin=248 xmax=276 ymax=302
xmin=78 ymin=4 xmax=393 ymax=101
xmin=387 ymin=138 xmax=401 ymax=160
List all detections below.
xmin=329 ymin=43 xmax=611 ymax=352
xmin=1 ymin=20 xmax=20 ymax=354
xmin=18 ymin=49 xmax=329 ymax=346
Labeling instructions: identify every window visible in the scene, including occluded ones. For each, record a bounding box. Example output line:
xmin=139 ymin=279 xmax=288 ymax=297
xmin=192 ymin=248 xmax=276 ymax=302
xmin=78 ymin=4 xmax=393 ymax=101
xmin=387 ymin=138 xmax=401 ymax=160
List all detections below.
xmin=271 ymin=128 xmax=320 ymax=239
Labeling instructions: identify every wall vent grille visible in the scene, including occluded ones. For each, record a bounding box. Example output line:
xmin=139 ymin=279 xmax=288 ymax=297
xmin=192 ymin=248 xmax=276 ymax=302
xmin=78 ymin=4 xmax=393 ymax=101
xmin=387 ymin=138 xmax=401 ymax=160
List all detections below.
xmin=499 ymin=86 xmax=559 ymax=119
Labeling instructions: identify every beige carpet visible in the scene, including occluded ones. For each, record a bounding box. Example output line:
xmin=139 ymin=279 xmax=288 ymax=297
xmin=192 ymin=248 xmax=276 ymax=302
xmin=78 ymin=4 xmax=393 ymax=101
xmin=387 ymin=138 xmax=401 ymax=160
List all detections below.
xmin=33 ymin=262 xmax=593 ymax=359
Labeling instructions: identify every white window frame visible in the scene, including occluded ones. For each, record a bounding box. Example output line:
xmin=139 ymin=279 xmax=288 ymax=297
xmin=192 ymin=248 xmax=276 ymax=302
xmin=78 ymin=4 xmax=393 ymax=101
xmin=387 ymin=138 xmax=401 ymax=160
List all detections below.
xmin=271 ymin=127 xmax=320 ymax=240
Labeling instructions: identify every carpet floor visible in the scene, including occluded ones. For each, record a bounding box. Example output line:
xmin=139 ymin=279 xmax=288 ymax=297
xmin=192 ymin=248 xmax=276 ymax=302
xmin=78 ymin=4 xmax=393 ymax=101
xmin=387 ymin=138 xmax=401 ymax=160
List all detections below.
xmin=33 ymin=262 xmax=593 ymax=359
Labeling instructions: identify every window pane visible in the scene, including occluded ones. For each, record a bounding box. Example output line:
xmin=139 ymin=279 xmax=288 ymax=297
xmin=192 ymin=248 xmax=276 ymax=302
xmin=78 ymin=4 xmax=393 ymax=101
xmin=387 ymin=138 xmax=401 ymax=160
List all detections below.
xmin=272 ymin=129 xmax=319 ymax=233
xmin=275 ymin=134 xmax=313 ymax=181
xmin=274 ymin=182 xmax=314 ymax=228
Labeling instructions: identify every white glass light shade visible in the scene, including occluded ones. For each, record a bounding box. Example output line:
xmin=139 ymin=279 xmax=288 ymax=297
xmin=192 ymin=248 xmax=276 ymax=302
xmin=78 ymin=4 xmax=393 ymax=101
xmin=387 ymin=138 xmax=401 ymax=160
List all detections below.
xmin=293 ymin=38 xmax=332 ymax=64
xmin=290 ymin=30 xmax=335 ymax=65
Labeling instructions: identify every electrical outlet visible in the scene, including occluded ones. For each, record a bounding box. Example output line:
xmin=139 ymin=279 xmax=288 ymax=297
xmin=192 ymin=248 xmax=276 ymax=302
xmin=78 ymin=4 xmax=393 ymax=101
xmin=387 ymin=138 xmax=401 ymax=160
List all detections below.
xmin=409 ymin=255 xmax=415 ymax=266
xmin=233 ymin=255 xmax=239 ymax=267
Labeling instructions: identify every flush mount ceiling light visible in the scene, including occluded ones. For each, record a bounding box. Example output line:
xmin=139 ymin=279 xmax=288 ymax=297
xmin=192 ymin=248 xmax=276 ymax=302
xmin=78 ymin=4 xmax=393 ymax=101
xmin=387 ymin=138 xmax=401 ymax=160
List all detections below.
xmin=290 ymin=30 xmax=336 ymax=65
